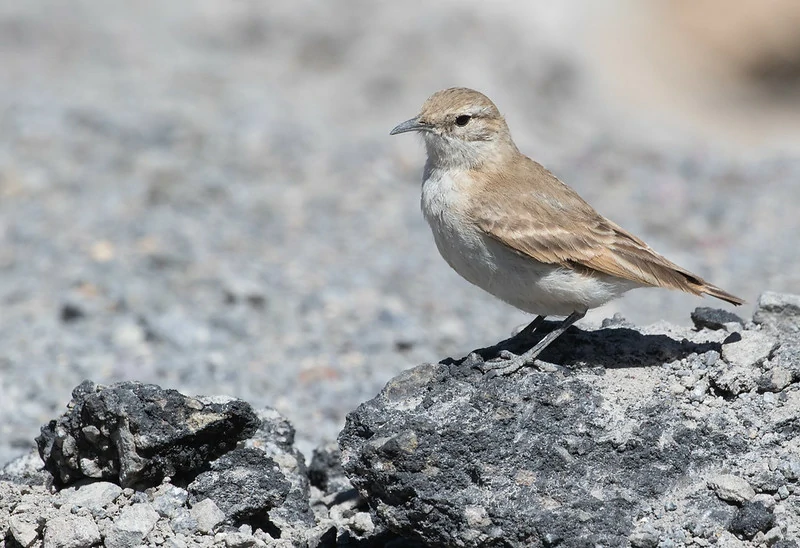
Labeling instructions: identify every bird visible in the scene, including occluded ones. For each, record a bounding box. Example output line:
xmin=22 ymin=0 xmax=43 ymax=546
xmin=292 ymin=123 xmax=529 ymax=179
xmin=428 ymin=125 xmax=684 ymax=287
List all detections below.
xmin=390 ymin=87 xmax=744 ymax=375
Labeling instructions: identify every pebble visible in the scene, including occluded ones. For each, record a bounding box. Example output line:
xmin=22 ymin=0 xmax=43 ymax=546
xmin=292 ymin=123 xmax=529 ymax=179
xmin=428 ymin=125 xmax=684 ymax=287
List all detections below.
xmin=43 ymin=514 xmax=101 ymax=548
xmin=151 ymin=484 xmax=189 ymax=518
xmin=225 ymin=531 xmax=264 ymax=548
xmin=760 ymin=367 xmax=793 ymax=393
xmin=707 ymin=474 xmax=755 ymax=503
xmin=722 ymin=331 xmax=778 ymax=367
xmin=170 ymin=509 xmax=199 ymax=535
xmin=105 ymin=503 xmax=160 ymax=548
xmin=190 ymin=498 xmax=226 ymax=534
xmin=60 ymin=481 xmax=123 ymax=513
xmin=711 ymin=366 xmax=758 ymax=396
xmin=629 ymin=528 xmax=659 ymax=548
xmin=9 ymin=515 xmax=40 ymax=548
xmin=754 ymin=291 xmax=800 ymax=332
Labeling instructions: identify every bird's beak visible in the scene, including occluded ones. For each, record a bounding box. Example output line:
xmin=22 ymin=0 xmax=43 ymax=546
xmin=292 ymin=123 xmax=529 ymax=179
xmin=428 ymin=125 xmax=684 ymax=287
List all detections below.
xmin=390 ymin=117 xmax=430 ymax=136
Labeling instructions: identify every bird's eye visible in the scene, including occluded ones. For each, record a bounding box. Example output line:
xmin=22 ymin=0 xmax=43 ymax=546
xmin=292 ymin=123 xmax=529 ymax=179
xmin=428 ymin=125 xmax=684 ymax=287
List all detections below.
xmin=455 ymin=115 xmax=471 ymax=126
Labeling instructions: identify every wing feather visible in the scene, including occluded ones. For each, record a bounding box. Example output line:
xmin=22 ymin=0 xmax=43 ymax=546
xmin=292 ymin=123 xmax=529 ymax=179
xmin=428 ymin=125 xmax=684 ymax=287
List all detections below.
xmin=469 ymin=156 xmax=744 ymax=305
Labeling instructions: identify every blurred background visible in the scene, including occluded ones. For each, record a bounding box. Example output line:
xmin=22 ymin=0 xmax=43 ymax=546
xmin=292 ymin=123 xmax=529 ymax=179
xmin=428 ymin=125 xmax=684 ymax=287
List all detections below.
xmin=1 ymin=0 xmax=798 ymax=463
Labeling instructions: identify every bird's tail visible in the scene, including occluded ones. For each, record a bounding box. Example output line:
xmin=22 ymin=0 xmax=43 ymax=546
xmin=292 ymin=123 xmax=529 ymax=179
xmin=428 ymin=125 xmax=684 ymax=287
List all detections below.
xmin=699 ymin=283 xmax=745 ymax=306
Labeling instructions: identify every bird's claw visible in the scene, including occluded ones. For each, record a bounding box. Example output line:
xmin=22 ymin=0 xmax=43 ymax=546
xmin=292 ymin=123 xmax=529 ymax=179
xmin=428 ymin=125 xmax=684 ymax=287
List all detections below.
xmin=478 ymin=350 xmax=536 ymax=377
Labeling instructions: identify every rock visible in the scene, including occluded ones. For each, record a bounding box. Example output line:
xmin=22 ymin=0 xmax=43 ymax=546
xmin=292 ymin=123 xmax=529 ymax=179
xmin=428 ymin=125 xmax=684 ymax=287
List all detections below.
xmin=758 ymin=367 xmax=793 ymax=393
xmin=188 ymin=447 xmax=290 ymax=524
xmin=721 ymin=331 xmax=778 ymax=367
xmin=225 ymin=531 xmax=265 ymax=548
xmin=169 ymin=508 xmax=199 ymax=535
xmin=0 ymin=450 xmax=49 ymax=485
xmin=104 ymin=503 xmax=160 ymax=548
xmin=36 ymin=380 xmax=260 ymax=487
xmin=190 ymin=498 xmax=226 ymax=534
xmin=151 ymin=483 xmax=190 ymax=518
xmin=754 ymin=291 xmax=800 ymax=333
xmin=728 ymin=501 xmax=774 ymax=539
xmin=243 ymin=408 xmax=316 ymax=537
xmin=59 ymin=302 xmax=86 ymax=323
xmin=691 ymin=307 xmax=744 ymax=331
xmin=43 ymin=514 xmax=101 ymax=548
xmin=628 ymin=527 xmax=659 ymax=548
xmin=9 ymin=515 xmax=41 ymax=547
xmin=59 ymin=480 xmax=123 ymax=513
xmin=710 ymin=365 xmax=760 ymax=396
xmin=308 ymin=442 xmax=353 ymax=496
xmin=222 ymin=277 xmax=267 ymax=308
xmin=339 ymin=359 xmax=746 ymax=547
xmin=708 ymin=474 xmax=756 ymax=503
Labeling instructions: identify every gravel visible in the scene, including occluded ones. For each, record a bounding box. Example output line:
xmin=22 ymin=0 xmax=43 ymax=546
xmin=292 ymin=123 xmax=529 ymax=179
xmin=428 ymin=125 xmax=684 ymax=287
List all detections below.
xmin=1 ymin=1 xmax=799 ymax=468
xmin=0 ymin=298 xmax=797 ymax=546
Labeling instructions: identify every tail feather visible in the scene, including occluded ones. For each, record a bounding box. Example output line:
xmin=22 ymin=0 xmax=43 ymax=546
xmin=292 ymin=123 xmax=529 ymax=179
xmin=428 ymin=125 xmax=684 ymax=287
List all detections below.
xmin=698 ymin=283 xmax=745 ymax=306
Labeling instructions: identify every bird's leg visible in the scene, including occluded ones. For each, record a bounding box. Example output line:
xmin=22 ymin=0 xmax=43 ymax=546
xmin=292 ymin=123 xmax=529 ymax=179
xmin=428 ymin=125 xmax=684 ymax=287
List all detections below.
xmin=486 ymin=310 xmax=586 ymax=376
xmin=513 ymin=315 xmax=546 ymax=341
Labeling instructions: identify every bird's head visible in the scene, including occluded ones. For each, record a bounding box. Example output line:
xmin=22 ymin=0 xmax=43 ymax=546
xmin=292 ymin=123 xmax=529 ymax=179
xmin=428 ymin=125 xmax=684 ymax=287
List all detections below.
xmin=390 ymin=87 xmax=517 ymax=170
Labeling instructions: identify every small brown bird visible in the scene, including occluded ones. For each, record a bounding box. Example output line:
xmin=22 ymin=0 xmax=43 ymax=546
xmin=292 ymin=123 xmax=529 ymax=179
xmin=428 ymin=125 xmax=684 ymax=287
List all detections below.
xmin=391 ymin=87 xmax=743 ymax=375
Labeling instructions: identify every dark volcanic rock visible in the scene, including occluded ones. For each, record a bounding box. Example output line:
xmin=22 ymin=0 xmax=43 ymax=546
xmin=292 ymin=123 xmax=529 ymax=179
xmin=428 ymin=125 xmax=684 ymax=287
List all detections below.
xmin=36 ymin=381 xmax=260 ymax=487
xmin=188 ymin=447 xmax=290 ymax=525
xmin=690 ymin=306 xmax=744 ymax=331
xmin=338 ymin=314 xmax=800 ymax=548
xmin=244 ymin=408 xmax=316 ymax=536
xmin=729 ymin=501 xmax=774 ymax=540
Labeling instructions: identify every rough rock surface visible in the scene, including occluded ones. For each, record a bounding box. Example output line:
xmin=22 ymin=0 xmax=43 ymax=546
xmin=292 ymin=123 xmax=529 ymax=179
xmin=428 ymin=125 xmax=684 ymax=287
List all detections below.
xmin=1 ymin=396 xmax=397 ymax=547
xmin=340 ymin=299 xmax=800 ymax=547
xmin=2 ymin=297 xmax=799 ymax=547
xmin=36 ymin=381 xmax=261 ymax=487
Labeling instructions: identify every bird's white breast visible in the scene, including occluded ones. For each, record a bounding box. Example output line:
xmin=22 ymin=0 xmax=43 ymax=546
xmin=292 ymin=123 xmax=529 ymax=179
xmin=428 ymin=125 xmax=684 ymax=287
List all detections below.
xmin=420 ymin=167 xmax=638 ymax=316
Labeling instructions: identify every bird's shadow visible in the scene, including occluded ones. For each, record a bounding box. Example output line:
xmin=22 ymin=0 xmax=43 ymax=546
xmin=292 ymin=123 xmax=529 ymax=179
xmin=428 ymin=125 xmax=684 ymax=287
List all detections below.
xmin=443 ymin=319 xmax=729 ymax=371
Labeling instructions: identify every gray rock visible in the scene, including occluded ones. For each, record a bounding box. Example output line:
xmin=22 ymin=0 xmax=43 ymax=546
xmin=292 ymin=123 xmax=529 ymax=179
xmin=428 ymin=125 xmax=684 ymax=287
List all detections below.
xmin=721 ymin=331 xmax=778 ymax=367
xmin=169 ymin=508 xmax=199 ymax=535
xmin=189 ymin=498 xmax=225 ymax=534
xmin=224 ymin=531 xmax=264 ymax=548
xmin=151 ymin=483 xmax=189 ymax=518
xmin=308 ymin=442 xmax=353 ymax=496
xmin=691 ymin=307 xmax=744 ymax=331
xmin=244 ymin=407 xmax=315 ymax=535
xmin=339 ymin=357 xmax=747 ymax=547
xmin=188 ymin=447 xmax=289 ymax=523
xmin=628 ymin=527 xmax=660 ymax=548
xmin=43 ymin=514 xmax=101 ymax=548
xmin=222 ymin=277 xmax=267 ymax=309
xmin=59 ymin=481 xmax=122 ymax=513
xmin=758 ymin=367 xmax=793 ymax=393
xmin=0 ymin=450 xmax=48 ymax=485
xmin=729 ymin=501 xmax=774 ymax=540
xmin=9 ymin=515 xmax=41 ymax=548
xmin=104 ymin=503 xmax=160 ymax=548
xmin=708 ymin=474 xmax=756 ymax=503
xmin=710 ymin=365 xmax=760 ymax=396
xmin=36 ymin=381 xmax=260 ymax=487
xmin=754 ymin=291 xmax=800 ymax=333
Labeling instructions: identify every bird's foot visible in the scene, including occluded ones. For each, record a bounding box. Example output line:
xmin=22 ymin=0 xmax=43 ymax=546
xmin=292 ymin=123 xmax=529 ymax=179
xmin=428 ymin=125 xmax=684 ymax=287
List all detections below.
xmin=479 ymin=350 xmax=536 ymax=378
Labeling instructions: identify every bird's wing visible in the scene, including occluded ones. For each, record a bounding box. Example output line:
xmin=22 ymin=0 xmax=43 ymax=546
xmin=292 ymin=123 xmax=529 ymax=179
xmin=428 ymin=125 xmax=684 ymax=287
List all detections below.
xmin=469 ymin=156 xmax=744 ymax=305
